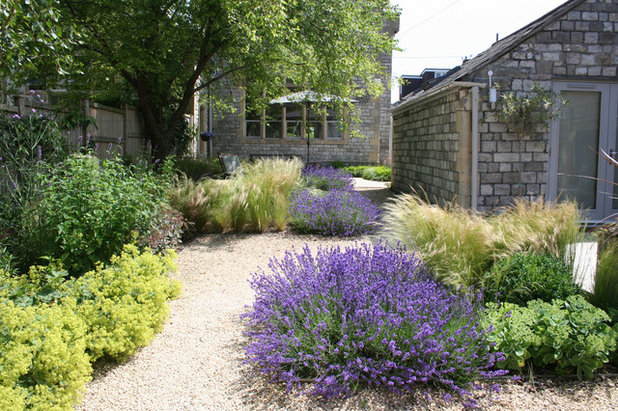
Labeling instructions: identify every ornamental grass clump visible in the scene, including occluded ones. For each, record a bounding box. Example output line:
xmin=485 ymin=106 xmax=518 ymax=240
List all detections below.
xmin=288 ymin=188 xmax=381 ymax=236
xmin=170 ymin=158 xmax=301 ymax=233
xmin=243 ymin=243 xmax=506 ymax=403
xmin=302 ymin=164 xmax=354 ymax=191
xmin=383 ymin=194 xmax=581 ymax=289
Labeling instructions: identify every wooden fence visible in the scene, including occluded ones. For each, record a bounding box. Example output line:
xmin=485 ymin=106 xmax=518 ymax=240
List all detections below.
xmin=0 ymin=98 xmax=148 ymax=159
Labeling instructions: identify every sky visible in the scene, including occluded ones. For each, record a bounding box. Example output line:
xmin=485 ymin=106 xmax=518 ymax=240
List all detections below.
xmin=391 ymin=0 xmax=567 ymax=102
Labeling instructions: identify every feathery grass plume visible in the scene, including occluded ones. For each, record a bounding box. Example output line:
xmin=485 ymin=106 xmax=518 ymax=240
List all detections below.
xmin=170 ymin=158 xmax=301 ymax=234
xmin=169 ymin=175 xmax=232 ymax=233
xmin=491 ymin=197 xmax=581 ymax=259
xmin=232 ymin=158 xmax=302 ymax=232
xmin=382 ymin=193 xmax=497 ymax=288
xmin=382 ymin=194 xmax=582 ymax=289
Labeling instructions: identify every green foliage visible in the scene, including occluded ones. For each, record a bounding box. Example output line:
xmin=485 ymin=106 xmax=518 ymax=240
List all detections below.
xmin=343 ymin=165 xmax=391 ymax=181
xmin=176 ymin=156 xmax=223 ymax=181
xmin=589 ymin=240 xmax=618 ymax=323
xmin=70 ymin=245 xmax=181 ymax=361
xmin=0 ymin=0 xmax=79 ymax=82
xmin=0 ymin=113 xmax=71 ymax=270
xmin=613 ymin=323 xmax=618 ymax=366
xmin=495 ymin=84 xmax=566 ymax=137
xmin=0 ymin=263 xmax=71 ymax=307
xmin=484 ymin=253 xmax=580 ymax=305
xmin=0 ymin=246 xmax=181 ymax=408
xmin=483 ymin=296 xmax=617 ymax=379
xmin=383 ymin=195 xmax=581 ymax=289
xmin=35 ymin=154 xmax=172 ymax=274
xmin=0 ymin=298 xmax=92 ymax=410
xmin=56 ymin=0 xmax=398 ymax=158
xmin=171 ymin=158 xmax=302 ymax=233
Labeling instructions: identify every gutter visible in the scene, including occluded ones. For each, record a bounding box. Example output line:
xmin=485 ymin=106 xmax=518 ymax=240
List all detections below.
xmin=392 ymin=81 xmax=485 ymax=115
xmin=471 ymin=86 xmax=480 ymax=211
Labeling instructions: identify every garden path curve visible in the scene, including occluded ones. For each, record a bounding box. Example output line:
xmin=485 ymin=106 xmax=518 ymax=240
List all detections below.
xmin=77 ymin=181 xmax=617 ymax=410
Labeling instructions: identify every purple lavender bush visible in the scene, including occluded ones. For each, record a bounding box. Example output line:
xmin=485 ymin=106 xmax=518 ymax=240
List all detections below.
xmin=288 ymin=188 xmax=381 ymax=236
xmin=243 ymin=243 xmax=506 ymax=404
xmin=302 ymin=165 xmax=354 ymax=191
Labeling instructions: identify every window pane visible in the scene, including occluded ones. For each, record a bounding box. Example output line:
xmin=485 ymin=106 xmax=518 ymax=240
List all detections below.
xmin=326 ymin=108 xmax=343 ymax=139
xmin=265 ymin=105 xmax=283 ymax=139
xmin=307 ymin=107 xmax=323 ymax=139
xmin=557 ymin=91 xmax=600 ymax=209
xmin=326 ymin=121 xmax=343 ymax=139
xmin=285 ymin=103 xmax=302 ymax=139
xmin=245 ymin=121 xmax=261 ymax=138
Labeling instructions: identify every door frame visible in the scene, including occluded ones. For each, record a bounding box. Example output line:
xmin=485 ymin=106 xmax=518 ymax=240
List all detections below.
xmin=548 ymin=81 xmax=618 ymax=223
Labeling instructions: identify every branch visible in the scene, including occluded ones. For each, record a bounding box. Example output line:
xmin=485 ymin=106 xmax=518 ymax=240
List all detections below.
xmin=193 ymin=65 xmax=247 ymax=93
xmin=2 ymin=6 xmax=15 ymax=32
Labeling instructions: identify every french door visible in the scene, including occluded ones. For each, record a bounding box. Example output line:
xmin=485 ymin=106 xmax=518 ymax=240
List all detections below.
xmin=549 ymin=82 xmax=618 ymax=223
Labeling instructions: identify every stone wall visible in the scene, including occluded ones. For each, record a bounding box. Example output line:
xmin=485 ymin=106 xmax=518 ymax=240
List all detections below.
xmin=210 ymin=51 xmax=393 ymax=165
xmin=461 ymin=0 xmax=618 ymax=211
xmin=391 ymin=88 xmax=471 ymax=205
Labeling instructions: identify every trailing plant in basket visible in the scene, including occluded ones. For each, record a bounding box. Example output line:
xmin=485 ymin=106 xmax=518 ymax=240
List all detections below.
xmin=243 ymin=243 xmax=506 ymax=405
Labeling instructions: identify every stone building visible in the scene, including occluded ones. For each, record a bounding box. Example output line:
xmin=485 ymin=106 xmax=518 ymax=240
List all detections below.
xmin=391 ymin=0 xmax=617 ymax=222
xmin=200 ymin=19 xmax=399 ymax=165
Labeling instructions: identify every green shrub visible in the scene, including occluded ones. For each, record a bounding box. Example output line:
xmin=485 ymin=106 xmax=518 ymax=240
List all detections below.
xmin=484 ymin=253 xmax=580 ymax=305
xmin=0 ymin=263 xmax=71 ymax=307
xmin=343 ymin=165 xmax=391 ymax=181
xmin=171 ymin=158 xmax=302 ymax=233
xmin=175 ymin=156 xmax=222 ymax=180
xmin=35 ymin=154 xmax=173 ymax=275
xmin=383 ymin=195 xmax=581 ymax=289
xmin=483 ymin=295 xmax=617 ymax=379
xmin=0 ymin=113 xmax=71 ymax=272
xmin=0 ymin=298 xmax=92 ymax=410
xmin=70 ymin=244 xmax=181 ymax=361
xmin=589 ymin=240 xmax=618 ymax=323
xmin=0 ymin=246 xmax=181 ymax=408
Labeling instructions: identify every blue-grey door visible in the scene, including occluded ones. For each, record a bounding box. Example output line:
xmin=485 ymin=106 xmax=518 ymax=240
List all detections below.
xmin=549 ymin=82 xmax=618 ymax=223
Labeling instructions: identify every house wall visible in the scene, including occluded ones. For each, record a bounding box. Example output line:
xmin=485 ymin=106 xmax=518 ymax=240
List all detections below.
xmin=462 ymin=0 xmax=618 ymax=211
xmin=392 ymin=0 xmax=617 ymax=212
xmin=391 ymin=87 xmax=472 ymax=206
xmin=210 ymin=51 xmax=393 ymax=165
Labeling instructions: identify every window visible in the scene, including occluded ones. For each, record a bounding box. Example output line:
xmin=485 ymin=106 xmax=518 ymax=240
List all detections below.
xmin=285 ymin=103 xmax=302 ymax=139
xmin=245 ymin=100 xmax=262 ymax=139
xmin=244 ymin=92 xmax=347 ymax=140
xmin=265 ymin=105 xmax=283 ymax=139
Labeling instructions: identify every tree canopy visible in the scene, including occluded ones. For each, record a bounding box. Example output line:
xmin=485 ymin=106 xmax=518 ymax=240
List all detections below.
xmin=1 ymin=0 xmax=78 ymax=85
xmin=51 ymin=1 xmax=398 ymax=158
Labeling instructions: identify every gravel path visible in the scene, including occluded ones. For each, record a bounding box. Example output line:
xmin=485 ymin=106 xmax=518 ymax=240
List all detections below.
xmin=77 ymin=181 xmax=618 ymax=410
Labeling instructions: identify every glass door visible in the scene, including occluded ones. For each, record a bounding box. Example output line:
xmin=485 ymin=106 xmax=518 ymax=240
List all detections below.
xmin=549 ymin=82 xmax=618 ymax=222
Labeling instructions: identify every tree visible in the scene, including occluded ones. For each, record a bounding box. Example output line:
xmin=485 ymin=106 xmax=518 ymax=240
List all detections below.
xmin=59 ymin=0 xmax=398 ymax=159
xmin=0 ymin=0 xmax=78 ymax=86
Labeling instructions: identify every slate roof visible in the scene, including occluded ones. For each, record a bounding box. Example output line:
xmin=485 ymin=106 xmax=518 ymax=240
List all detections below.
xmin=395 ymin=0 xmax=587 ymax=106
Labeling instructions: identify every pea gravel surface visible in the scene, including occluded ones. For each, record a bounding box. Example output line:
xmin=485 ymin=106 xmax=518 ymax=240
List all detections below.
xmin=77 ymin=181 xmax=618 ymax=411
